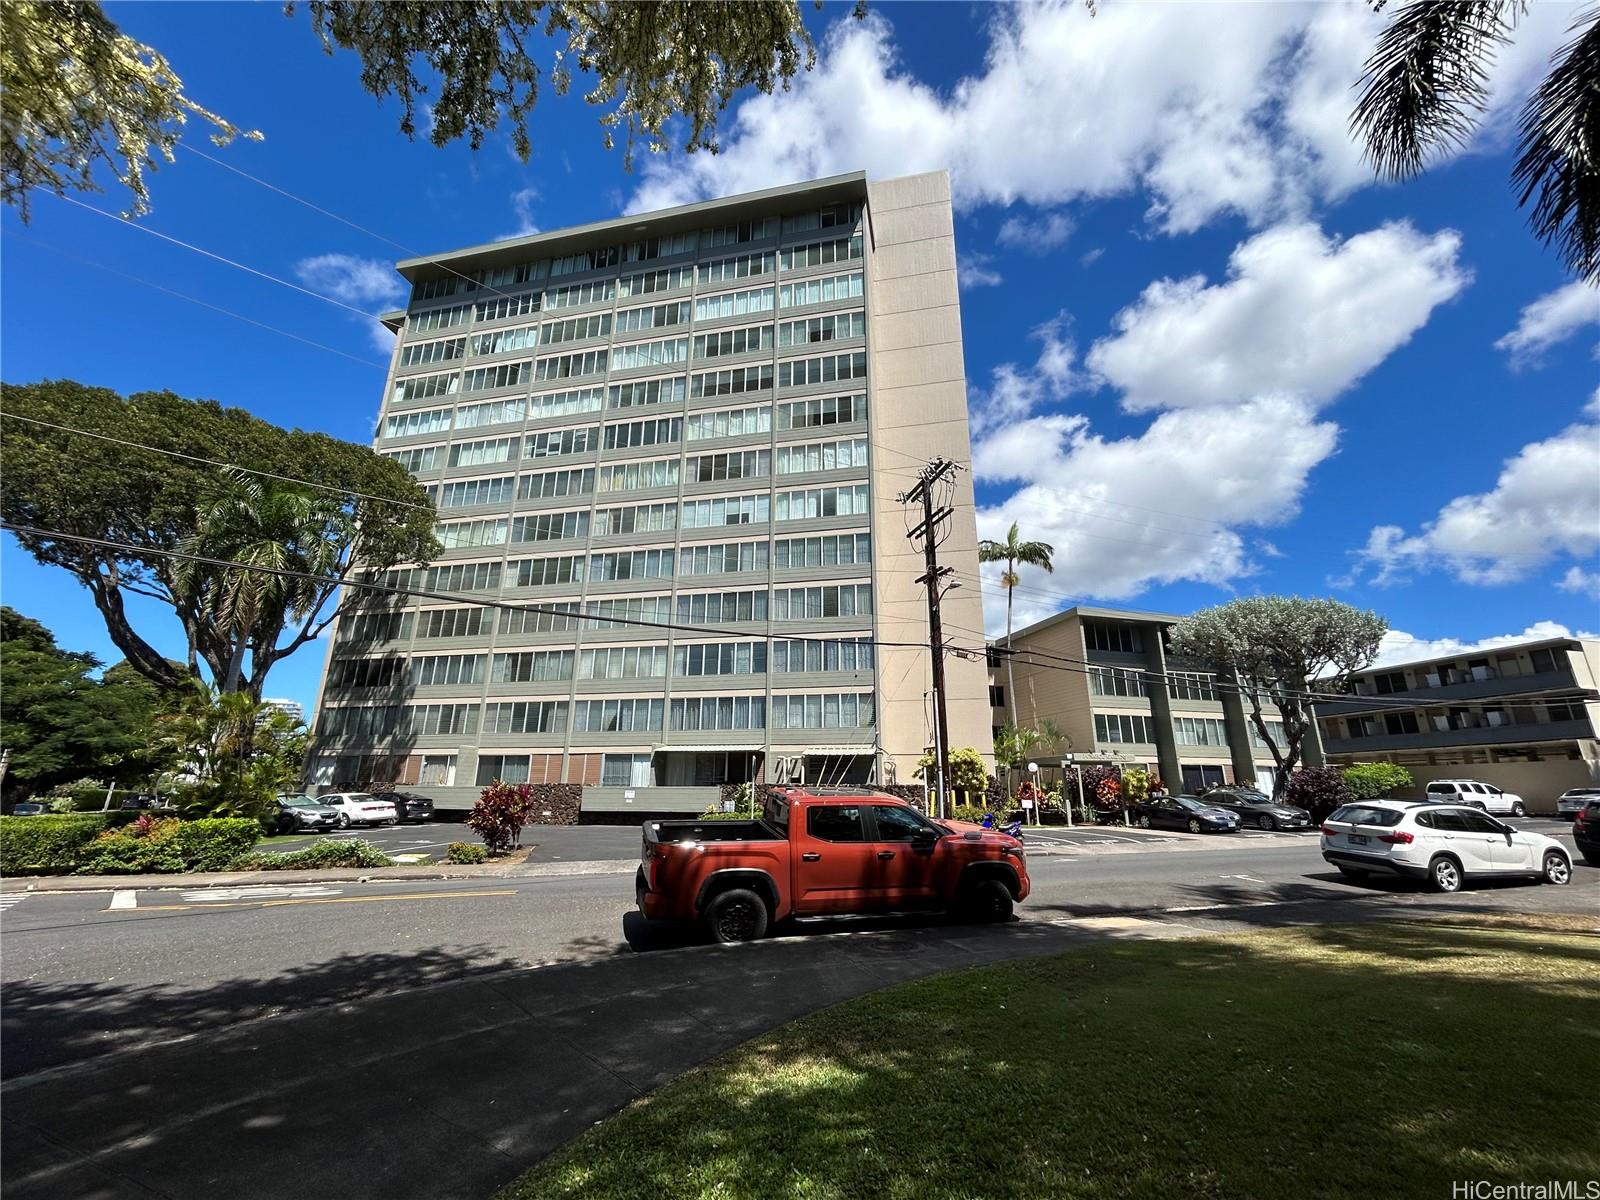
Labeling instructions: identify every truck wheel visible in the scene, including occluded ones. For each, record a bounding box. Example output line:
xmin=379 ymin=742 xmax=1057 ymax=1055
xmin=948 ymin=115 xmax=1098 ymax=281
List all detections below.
xmin=704 ymin=888 xmax=769 ymax=943
xmin=960 ymin=878 xmax=1014 ymax=923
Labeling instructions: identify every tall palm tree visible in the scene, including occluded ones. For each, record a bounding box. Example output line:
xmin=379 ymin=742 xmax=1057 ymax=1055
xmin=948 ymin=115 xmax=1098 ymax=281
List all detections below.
xmin=978 ymin=522 xmax=1054 ymax=731
xmin=1353 ymin=2 xmax=1600 ymax=282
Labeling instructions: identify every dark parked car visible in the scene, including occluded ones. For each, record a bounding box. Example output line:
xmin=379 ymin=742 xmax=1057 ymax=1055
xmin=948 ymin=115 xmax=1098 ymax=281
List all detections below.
xmin=384 ymin=792 xmax=435 ymax=824
xmin=272 ymin=794 xmax=341 ymax=835
xmin=1133 ymin=795 xmax=1241 ymax=834
xmin=8 ymin=802 xmax=47 ymax=816
xmin=118 ymin=793 xmax=174 ymax=812
xmin=1202 ymin=786 xmax=1311 ymax=832
xmin=1574 ymin=800 xmax=1600 ymax=867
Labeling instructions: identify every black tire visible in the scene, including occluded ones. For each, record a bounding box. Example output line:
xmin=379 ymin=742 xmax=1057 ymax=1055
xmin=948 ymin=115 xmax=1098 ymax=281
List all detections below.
xmin=704 ymin=888 xmax=769 ymax=943
xmin=1138 ymin=814 xmax=1151 ymax=829
xmin=960 ymin=877 xmax=1014 ymax=923
xmin=1427 ymin=855 xmax=1463 ymax=894
xmin=337 ymin=813 xmax=351 ymax=829
xmin=1257 ymin=814 xmax=1275 ymax=831
xmin=1542 ymin=852 xmax=1571 ymax=886
xmin=1188 ymin=818 xmax=1202 ymax=834
xmin=1511 ymin=802 xmax=1526 ymax=818
xmin=1335 ymin=865 xmax=1367 ymax=880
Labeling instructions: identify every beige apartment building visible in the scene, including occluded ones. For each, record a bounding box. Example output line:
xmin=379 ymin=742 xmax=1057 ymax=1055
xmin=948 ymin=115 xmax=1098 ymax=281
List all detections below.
xmin=1315 ymin=633 xmax=1600 ymax=808
xmin=988 ymin=606 xmax=1310 ymax=793
xmin=307 ymin=171 xmax=990 ymax=813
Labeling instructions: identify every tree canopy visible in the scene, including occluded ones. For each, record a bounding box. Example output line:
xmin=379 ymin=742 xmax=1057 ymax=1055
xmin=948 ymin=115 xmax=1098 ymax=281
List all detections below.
xmin=0 ymin=379 xmax=438 ymax=698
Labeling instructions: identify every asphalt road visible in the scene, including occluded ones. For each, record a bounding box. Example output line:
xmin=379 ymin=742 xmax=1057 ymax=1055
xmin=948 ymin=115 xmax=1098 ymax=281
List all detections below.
xmin=2 ymin=822 xmax=1593 ymax=1079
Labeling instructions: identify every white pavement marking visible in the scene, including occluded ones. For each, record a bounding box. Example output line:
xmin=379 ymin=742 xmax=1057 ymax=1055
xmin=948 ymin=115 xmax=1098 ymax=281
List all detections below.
xmin=0 ymin=894 xmax=25 ymax=912
xmin=1219 ymin=873 xmax=1268 ymax=885
xmin=178 ymin=885 xmax=343 ymax=903
xmin=108 ymin=890 xmax=138 ymax=910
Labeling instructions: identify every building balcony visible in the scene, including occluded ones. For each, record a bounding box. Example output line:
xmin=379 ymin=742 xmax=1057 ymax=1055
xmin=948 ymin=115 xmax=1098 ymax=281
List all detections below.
xmin=1323 ymin=717 xmax=1595 ymax=756
xmin=1317 ymin=668 xmax=1580 ymax=715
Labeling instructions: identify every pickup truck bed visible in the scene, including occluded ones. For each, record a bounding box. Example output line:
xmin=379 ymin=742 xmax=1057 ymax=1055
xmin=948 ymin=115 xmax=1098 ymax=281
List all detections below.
xmin=645 ymin=818 xmax=781 ymax=844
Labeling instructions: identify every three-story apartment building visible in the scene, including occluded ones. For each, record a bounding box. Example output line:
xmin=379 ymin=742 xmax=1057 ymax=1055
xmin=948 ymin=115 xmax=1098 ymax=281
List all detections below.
xmin=308 ymin=171 xmax=991 ymax=813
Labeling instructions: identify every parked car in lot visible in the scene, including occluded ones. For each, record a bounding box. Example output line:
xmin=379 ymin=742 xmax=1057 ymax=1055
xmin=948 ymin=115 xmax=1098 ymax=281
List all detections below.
xmin=382 ymin=791 xmax=435 ymax=824
xmin=1133 ymin=795 xmax=1240 ymax=834
xmin=272 ymin=794 xmax=341 ymax=835
xmin=1201 ymin=786 xmax=1311 ymax=831
xmin=1321 ymin=800 xmax=1570 ymax=893
xmin=314 ymin=792 xmax=397 ymax=828
xmin=1555 ymin=788 xmax=1600 ymax=819
xmin=1423 ymin=779 xmax=1527 ymax=817
xmin=8 ymin=802 xmax=46 ymax=816
xmin=117 ymin=793 xmax=174 ymax=812
xmin=1574 ymin=800 xmax=1600 ymax=866
xmin=636 ymin=786 xmax=1030 ymax=942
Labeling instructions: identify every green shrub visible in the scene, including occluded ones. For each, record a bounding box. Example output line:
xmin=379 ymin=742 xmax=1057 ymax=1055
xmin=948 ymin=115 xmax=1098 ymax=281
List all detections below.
xmin=171 ymin=819 xmax=261 ymax=870
xmin=1342 ymin=762 xmax=1414 ymax=801
xmin=0 ymin=814 xmax=109 ymax=874
xmin=695 ymin=804 xmax=756 ymax=821
xmin=72 ymin=816 xmax=261 ymax=875
xmin=446 ymin=841 xmax=488 ymax=864
xmin=239 ymin=839 xmax=394 ymax=871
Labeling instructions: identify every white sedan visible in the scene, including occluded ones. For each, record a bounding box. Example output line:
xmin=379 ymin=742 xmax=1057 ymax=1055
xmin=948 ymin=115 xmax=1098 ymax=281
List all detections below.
xmin=1321 ymin=800 xmax=1571 ymax=894
xmin=315 ymin=793 xmax=398 ymax=828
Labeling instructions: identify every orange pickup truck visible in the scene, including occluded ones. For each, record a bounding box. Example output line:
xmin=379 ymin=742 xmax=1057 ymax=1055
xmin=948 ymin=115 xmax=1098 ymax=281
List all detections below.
xmin=635 ymin=786 xmax=1030 ymax=942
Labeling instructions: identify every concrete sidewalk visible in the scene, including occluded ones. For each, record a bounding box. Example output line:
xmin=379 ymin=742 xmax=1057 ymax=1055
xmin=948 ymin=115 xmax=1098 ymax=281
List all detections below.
xmin=3 ymin=886 xmax=1587 ymax=1200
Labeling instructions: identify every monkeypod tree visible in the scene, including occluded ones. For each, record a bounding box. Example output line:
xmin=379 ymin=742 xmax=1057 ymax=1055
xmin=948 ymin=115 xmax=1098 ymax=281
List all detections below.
xmin=1170 ymin=597 xmax=1386 ymax=801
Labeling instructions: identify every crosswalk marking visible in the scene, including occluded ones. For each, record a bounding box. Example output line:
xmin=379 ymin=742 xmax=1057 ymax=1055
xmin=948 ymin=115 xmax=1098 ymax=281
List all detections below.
xmin=109 ymin=890 xmax=138 ymax=910
xmin=0 ymin=893 xmax=25 ymax=912
xmin=179 ymin=885 xmax=342 ymax=903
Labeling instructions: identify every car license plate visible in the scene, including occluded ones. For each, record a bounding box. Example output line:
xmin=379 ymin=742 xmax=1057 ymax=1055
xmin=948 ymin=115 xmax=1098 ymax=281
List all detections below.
xmin=1349 ymin=833 xmax=1368 ymax=846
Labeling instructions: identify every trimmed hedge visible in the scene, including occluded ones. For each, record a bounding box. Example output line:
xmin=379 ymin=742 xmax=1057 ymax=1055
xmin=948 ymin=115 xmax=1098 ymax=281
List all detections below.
xmin=238 ymin=839 xmax=394 ymax=871
xmin=0 ymin=814 xmax=108 ymax=874
xmin=446 ymin=841 xmax=488 ymax=865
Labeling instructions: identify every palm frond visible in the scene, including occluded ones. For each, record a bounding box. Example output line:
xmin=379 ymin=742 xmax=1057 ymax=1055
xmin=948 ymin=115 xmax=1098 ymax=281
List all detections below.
xmin=1513 ymin=7 xmax=1600 ymax=282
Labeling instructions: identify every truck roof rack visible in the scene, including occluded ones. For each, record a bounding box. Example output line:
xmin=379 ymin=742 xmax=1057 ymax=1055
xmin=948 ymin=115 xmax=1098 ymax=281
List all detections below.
xmin=769 ymin=785 xmax=886 ymax=797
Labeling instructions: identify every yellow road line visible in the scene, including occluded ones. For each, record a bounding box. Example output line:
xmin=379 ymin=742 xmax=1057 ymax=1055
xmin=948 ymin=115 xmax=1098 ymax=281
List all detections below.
xmin=129 ymin=889 xmax=517 ymax=912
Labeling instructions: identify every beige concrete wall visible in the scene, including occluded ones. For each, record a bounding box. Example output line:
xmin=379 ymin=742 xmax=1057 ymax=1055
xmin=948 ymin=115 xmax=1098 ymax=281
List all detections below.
xmin=993 ymin=613 xmax=1098 ymax=754
xmin=866 ymin=171 xmax=991 ymax=783
xmin=1356 ymin=755 xmax=1600 ymax=815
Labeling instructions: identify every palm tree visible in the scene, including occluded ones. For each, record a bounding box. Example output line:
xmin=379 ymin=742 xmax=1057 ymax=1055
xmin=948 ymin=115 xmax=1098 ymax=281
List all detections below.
xmin=1353 ymin=2 xmax=1600 ymax=282
xmin=978 ymin=522 xmax=1054 ymax=731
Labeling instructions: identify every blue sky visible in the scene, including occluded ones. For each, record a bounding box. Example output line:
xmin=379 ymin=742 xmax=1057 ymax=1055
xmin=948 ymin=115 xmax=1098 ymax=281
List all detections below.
xmin=3 ymin=1 xmax=1597 ymax=720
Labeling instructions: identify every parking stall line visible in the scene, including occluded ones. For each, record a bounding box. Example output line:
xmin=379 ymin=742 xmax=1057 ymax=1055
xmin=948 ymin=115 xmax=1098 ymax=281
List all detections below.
xmin=108 ymin=890 xmax=138 ymax=910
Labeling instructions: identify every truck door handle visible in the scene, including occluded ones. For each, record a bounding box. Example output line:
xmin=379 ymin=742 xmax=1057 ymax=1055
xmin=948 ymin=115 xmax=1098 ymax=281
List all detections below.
xmin=876 ymin=851 xmax=895 ymax=860
xmin=801 ymin=852 xmax=821 ymax=862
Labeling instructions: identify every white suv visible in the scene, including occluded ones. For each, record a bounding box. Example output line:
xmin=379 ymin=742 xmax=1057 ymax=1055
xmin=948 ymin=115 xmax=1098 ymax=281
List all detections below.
xmin=1423 ymin=779 xmax=1527 ymax=817
xmin=315 ymin=792 xmax=398 ymax=828
xmin=1321 ymin=800 xmax=1570 ymax=893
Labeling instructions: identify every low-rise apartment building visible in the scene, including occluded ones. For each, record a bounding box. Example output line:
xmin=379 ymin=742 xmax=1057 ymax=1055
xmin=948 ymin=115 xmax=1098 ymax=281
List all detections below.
xmin=1315 ymin=633 xmax=1600 ymax=809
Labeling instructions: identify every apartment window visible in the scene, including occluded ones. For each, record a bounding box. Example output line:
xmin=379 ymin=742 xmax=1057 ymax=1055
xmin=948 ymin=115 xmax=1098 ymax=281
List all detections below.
xmin=686 ymin=449 xmax=769 ymax=484
xmin=609 ymin=377 xmax=686 ymax=410
xmin=773 ymin=533 xmax=871 ymax=568
xmin=614 ymin=301 xmax=691 ymax=334
xmin=382 ymin=445 xmax=443 ymax=474
xmin=571 ymin=698 xmax=664 ymax=733
xmin=340 ymin=610 xmax=414 ymax=642
xmin=481 ymin=701 xmax=568 ymax=735
xmin=776 ymin=438 xmax=869 ymax=474
xmin=477 ymin=261 xmax=540 ymax=288
xmin=437 ymin=476 xmax=515 ymax=509
xmin=675 ymin=642 xmax=767 ymax=677
xmin=598 ymin=457 xmax=679 ymax=493
xmin=592 ymin=502 xmax=678 ymax=536
xmin=409 ymin=654 xmax=484 ymax=686
xmin=777 ymin=393 xmax=866 ymax=429
xmin=328 ymin=657 xmax=405 ymax=689
xmin=775 ymin=484 xmax=869 ymax=521
xmin=779 ymin=234 xmax=863 ymax=271
xmin=671 ymin=695 xmax=765 ymax=731
xmin=989 ymin=685 xmax=1005 ymax=708
xmin=549 ymin=245 xmax=621 ymax=277
xmin=772 ymin=638 xmax=872 ymax=673
xmin=412 ymin=304 xmax=471 ymax=333
xmin=1094 ymin=713 xmax=1154 ymax=745
xmin=588 ymin=548 xmax=675 ymax=580
xmin=1530 ymin=647 xmax=1560 ymax=673
xmin=698 ymin=251 xmax=776 ymax=285
xmin=1083 ymin=620 xmax=1144 ymax=654
xmin=395 ymin=561 xmax=501 ymax=593
xmin=402 ymin=703 xmax=477 ymax=736
xmin=1168 ymin=671 xmax=1216 ymax=702
xmin=779 ymin=352 xmax=867 ymax=390
xmin=681 ymin=494 xmax=768 ymax=529
xmin=455 ymin=398 xmax=527 ymax=430
xmin=1383 ymin=711 xmax=1422 ymax=735
xmin=601 ymin=753 xmax=654 ymax=787
xmin=676 ymin=589 xmax=767 ymax=623
xmin=497 ymin=602 xmax=582 ymax=636
xmin=534 ymin=350 xmax=607 ymax=382
xmin=510 ymin=510 xmax=589 ymax=544
xmin=517 ymin=467 xmax=594 ymax=501
xmin=1089 ymin=667 xmax=1148 ymax=698
xmin=524 ymin=426 xmax=599 ymax=459
xmin=491 ymin=650 xmax=574 ymax=684
xmin=778 ymin=271 xmax=864 ymax=309
xmin=509 ymin=555 xmax=586 ymax=587
xmin=778 ymin=312 xmax=866 ymax=348
xmin=691 ymin=365 xmax=774 ymax=399
xmin=540 ymin=314 xmax=612 ymax=345
xmin=528 ymin=387 xmax=604 ymax=420
xmin=702 ymin=217 xmax=778 ymax=248
xmin=448 ymin=437 xmax=518 ymax=468
xmin=475 ymin=293 xmax=539 ymax=322
xmin=415 ymin=607 xmax=488 ymax=638
xmin=617 ymin=265 xmax=694 ymax=298
xmin=415 ymin=277 xmax=468 ymax=302
xmin=581 ymin=594 xmax=674 ymax=631
xmin=694 ymin=286 xmax=775 ymax=322
xmin=1372 ymin=670 xmax=1408 ymax=695
xmin=771 ymin=692 xmax=875 ymax=730
xmin=383 ymin=408 xmax=453 ymax=439
xmin=772 ymin=584 xmax=872 ymax=620
xmin=678 ymin=540 xmax=768 ymax=576
xmin=1548 ymin=702 xmax=1584 ymax=722
xmin=392 ymin=371 xmax=460 ymax=404
xmin=469 ymin=324 xmax=539 ymax=357
xmin=1249 ymin=721 xmax=1285 ymax=750
xmin=418 ymin=754 xmax=457 ymax=786
xmin=463 ymin=363 xmax=529 ymax=393
xmin=579 ymin=645 xmax=670 ymax=680
xmin=604 ymin=417 xmax=682 ymax=450
xmin=612 ymin=337 xmax=690 ymax=371
xmin=476 ymin=754 xmax=532 ymax=787
xmin=399 ymin=337 xmax=465 ymax=368
xmin=543 ymin=279 xmax=616 ymax=309
xmin=781 ymin=203 xmax=861 ymax=237
xmin=694 ymin=325 xmax=775 ymax=359
xmin=434 ymin=518 xmax=508 ymax=549
xmin=622 ymin=231 xmax=698 ymax=262
xmin=1173 ymin=717 xmax=1229 ymax=746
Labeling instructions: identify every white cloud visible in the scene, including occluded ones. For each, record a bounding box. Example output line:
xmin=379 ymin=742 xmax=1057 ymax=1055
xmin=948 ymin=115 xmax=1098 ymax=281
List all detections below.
xmin=1085 ymin=222 xmax=1471 ymax=412
xmin=627 ymin=3 xmax=1569 ymax=235
xmin=1079 ymin=247 xmax=1104 ymax=268
xmin=957 ymin=251 xmax=1004 ymax=290
xmin=1494 ymin=281 xmax=1599 ymax=367
xmin=1558 ymin=566 xmax=1600 ymax=600
xmin=1354 ymin=404 xmax=1600 ymax=586
xmin=294 ymin=254 xmax=407 ymax=308
xmin=500 ymin=186 xmax=541 ymax=239
xmin=1373 ymin=621 xmax=1599 ymax=669
xmin=969 ymin=314 xmax=1077 ymax=435
xmin=996 ymin=211 xmax=1074 ymax=251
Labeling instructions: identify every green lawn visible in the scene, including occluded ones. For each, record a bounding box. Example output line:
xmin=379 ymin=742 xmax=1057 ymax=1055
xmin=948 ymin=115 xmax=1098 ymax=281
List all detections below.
xmin=500 ymin=915 xmax=1600 ymax=1200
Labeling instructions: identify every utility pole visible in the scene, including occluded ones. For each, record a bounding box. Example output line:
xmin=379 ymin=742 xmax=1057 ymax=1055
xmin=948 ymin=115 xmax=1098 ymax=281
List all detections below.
xmin=897 ymin=457 xmax=961 ymax=820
